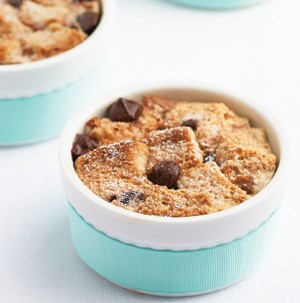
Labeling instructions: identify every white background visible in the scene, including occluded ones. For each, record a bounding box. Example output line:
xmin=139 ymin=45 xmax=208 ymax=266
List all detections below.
xmin=1 ymin=0 xmax=300 ymax=302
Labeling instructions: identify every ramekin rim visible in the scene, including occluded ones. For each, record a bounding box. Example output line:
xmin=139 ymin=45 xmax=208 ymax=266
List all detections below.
xmin=59 ymin=82 xmax=289 ymax=225
xmin=0 ymin=0 xmax=115 ymax=73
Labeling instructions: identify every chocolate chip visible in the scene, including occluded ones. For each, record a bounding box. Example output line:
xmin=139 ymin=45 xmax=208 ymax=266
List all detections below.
xmin=22 ymin=47 xmax=34 ymax=57
xmin=71 ymin=134 xmax=98 ymax=161
xmin=147 ymin=161 xmax=181 ymax=189
xmin=77 ymin=12 xmax=100 ymax=35
xmin=235 ymin=176 xmax=255 ymax=194
xmin=120 ymin=190 xmax=145 ymax=204
xmin=182 ymin=119 xmax=197 ymax=131
xmin=7 ymin=0 xmax=22 ymax=8
xmin=106 ymin=98 xmax=143 ymax=122
xmin=108 ymin=195 xmax=117 ymax=202
xmin=203 ymin=153 xmax=216 ymax=163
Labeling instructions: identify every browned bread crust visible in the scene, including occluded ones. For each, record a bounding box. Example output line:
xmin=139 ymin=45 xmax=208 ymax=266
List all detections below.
xmin=0 ymin=4 xmax=32 ymax=35
xmin=0 ymin=23 xmax=86 ymax=64
xmin=74 ymin=96 xmax=277 ymax=217
xmin=76 ymin=140 xmax=241 ymax=217
xmin=146 ymin=126 xmax=203 ymax=172
xmin=216 ymin=128 xmax=277 ymax=194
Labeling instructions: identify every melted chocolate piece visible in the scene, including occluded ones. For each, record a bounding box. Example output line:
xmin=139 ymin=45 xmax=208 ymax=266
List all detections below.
xmin=77 ymin=12 xmax=100 ymax=35
xmin=147 ymin=161 xmax=181 ymax=189
xmin=71 ymin=133 xmax=98 ymax=161
xmin=235 ymin=176 xmax=255 ymax=194
xmin=108 ymin=195 xmax=117 ymax=202
xmin=182 ymin=119 xmax=197 ymax=131
xmin=7 ymin=0 xmax=22 ymax=8
xmin=120 ymin=190 xmax=145 ymax=204
xmin=106 ymin=98 xmax=143 ymax=122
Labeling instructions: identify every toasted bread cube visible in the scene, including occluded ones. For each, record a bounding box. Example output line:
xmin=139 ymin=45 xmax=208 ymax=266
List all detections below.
xmin=0 ymin=37 xmax=26 ymax=64
xmin=76 ymin=140 xmax=149 ymax=181
xmin=178 ymin=161 xmax=248 ymax=211
xmin=163 ymin=101 xmax=250 ymax=153
xmin=0 ymin=3 xmax=32 ymax=35
xmin=146 ymin=126 xmax=203 ymax=172
xmin=86 ymin=117 xmax=146 ymax=145
xmin=76 ymin=139 xmax=214 ymax=217
xmin=86 ymin=96 xmax=176 ymax=145
xmin=19 ymin=23 xmax=86 ymax=61
xmin=216 ymin=128 xmax=277 ymax=194
xmin=18 ymin=0 xmax=70 ymax=30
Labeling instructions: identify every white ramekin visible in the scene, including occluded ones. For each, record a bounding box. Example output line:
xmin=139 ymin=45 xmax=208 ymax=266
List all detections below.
xmin=59 ymin=83 xmax=288 ymax=296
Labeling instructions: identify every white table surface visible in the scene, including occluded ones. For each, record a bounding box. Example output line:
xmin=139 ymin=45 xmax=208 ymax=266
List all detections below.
xmin=1 ymin=0 xmax=300 ymax=302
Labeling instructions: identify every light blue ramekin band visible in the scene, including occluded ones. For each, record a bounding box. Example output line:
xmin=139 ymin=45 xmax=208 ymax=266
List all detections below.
xmin=0 ymin=60 xmax=107 ymax=145
xmin=69 ymin=203 xmax=278 ymax=295
xmin=167 ymin=0 xmax=262 ymax=9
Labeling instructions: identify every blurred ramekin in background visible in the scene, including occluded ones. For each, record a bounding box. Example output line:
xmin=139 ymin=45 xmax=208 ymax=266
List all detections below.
xmin=167 ymin=0 xmax=264 ymax=9
xmin=0 ymin=0 xmax=114 ymax=145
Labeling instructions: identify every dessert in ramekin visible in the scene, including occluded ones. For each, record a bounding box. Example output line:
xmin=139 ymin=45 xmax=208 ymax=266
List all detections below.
xmin=0 ymin=0 xmax=114 ymax=145
xmin=59 ymin=84 xmax=288 ymax=296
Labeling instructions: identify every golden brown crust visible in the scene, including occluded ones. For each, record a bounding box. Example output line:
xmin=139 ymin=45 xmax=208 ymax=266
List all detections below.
xmin=219 ymin=151 xmax=277 ymax=194
xmin=86 ymin=117 xmax=146 ymax=145
xmin=0 ymin=3 xmax=32 ymax=35
xmin=33 ymin=0 xmax=73 ymax=5
xmin=0 ymin=22 xmax=86 ymax=64
xmin=216 ymin=128 xmax=277 ymax=194
xmin=74 ymin=96 xmax=277 ymax=217
xmin=18 ymin=0 xmax=99 ymax=29
xmin=163 ymin=101 xmax=250 ymax=154
xmin=0 ymin=0 xmax=100 ymax=64
xmin=76 ymin=132 xmax=249 ymax=217
xmin=125 ymin=187 xmax=213 ymax=217
xmin=0 ymin=37 xmax=24 ymax=64
xmin=76 ymin=140 xmax=149 ymax=180
xmin=85 ymin=96 xmax=177 ymax=145
xmin=146 ymin=126 xmax=203 ymax=172
xmin=18 ymin=0 xmax=70 ymax=30
xmin=76 ymin=140 xmax=230 ymax=217
xmin=20 ymin=23 xmax=86 ymax=60
xmin=178 ymin=162 xmax=248 ymax=211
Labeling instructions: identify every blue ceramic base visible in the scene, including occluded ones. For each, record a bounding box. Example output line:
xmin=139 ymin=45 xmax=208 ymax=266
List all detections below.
xmin=68 ymin=203 xmax=278 ymax=296
xmin=167 ymin=0 xmax=263 ymax=9
xmin=0 ymin=59 xmax=107 ymax=145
